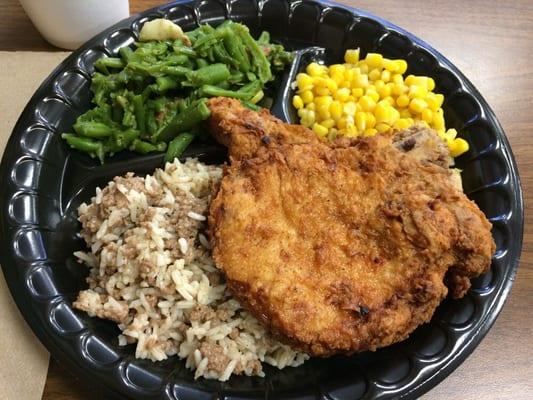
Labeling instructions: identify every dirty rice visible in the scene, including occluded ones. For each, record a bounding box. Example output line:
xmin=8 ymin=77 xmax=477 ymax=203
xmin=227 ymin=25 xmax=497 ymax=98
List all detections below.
xmin=73 ymin=158 xmax=308 ymax=381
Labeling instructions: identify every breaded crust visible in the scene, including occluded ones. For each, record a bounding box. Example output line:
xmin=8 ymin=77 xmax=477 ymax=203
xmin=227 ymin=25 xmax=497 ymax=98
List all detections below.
xmin=207 ymin=100 xmax=495 ymax=356
xmin=208 ymin=99 xmax=495 ymax=356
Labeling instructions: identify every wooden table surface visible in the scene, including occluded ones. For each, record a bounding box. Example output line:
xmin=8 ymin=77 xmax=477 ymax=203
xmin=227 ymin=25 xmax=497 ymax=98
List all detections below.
xmin=2 ymin=0 xmax=532 ymax=399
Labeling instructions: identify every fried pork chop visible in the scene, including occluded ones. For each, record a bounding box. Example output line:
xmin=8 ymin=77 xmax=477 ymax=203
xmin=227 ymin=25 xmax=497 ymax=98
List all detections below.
xmin=207 ymin=98 xmax=495 ymax=356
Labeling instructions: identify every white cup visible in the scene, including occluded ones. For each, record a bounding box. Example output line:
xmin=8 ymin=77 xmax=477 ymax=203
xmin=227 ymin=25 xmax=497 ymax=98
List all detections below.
xmin=19 ymin=0 xmax=130 ymax=50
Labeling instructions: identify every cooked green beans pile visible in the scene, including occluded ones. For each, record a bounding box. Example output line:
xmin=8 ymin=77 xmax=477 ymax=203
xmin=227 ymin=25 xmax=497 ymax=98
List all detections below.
xmin=61 ymin=21 xmax=293 ymax=163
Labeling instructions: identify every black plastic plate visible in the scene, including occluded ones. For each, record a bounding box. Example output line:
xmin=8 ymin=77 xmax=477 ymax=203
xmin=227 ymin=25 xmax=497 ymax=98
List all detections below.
xmin=0 ymin=1 xmax=523 ymax=399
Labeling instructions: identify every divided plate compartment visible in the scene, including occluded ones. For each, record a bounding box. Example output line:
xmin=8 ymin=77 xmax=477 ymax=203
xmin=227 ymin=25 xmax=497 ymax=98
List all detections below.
xmin=0 ymin=1 xmax=523 ymax=399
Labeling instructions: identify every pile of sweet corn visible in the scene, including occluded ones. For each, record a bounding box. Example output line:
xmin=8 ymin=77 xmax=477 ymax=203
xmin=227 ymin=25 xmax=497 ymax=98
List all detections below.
xmin=291 ymin=49 xmax=469 ymax=157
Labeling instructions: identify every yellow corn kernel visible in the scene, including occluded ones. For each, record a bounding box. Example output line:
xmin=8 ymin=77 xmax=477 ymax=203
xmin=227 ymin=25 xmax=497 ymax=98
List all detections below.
xmin=344 ymin=49 xmax=360 ymax=64
xmin=432 ymin=112 xmax=445 ymax=131
xmin=315 ymin=87 xmax=330 ymax=96
xmin=381 ymin=69 xmax=391 ymax=83
xmin=392 ymin=83 xmax=407 ymax=96
xmin=399 ymin=108 xmax=412 ymax=118
xmin=339 ymin=80 xmax=352 ymax=89
xmin=297 ymin=108 xmax=306 ymax=118
xmin=446 ymin=128 xmax=458 ymax=140
xmin=344 ymin=68 xmax=355 ymax=83
xmin=330 ymin=101 xmax=343 ymax=120
xmin=337 ymin=117 xmax=348 ymax=130
xmin=312 ymin=122 xmax=329 ymax=137
xmin=358 ymin=95 xmax=376 ymax=112
xmin=355 ymin=112 xmax=366 ymax=131
xmin=301 ymin=90 xmax=314 ymax=104
xmin=343 ymin=101 xmax=357 ymax=115
xmin=313 ymin=76 xmax=327 ymax=87
xmin=369 ymin=68 xmax=381 ymax=81
xmin=374 ymin=79 xmax=385 ymax=89
xmin=331 ymin=72 xmax=344 ymax=85
xmin=375 ymin=103 xmax=391 ymax=123
xmin=429 ymin=93 xmax=444 ymax=111
xmin=306 ymin=102 xmax=316 ymax=111
xmin=405 ymin=75 xmax=430 ymax=88
xmin=296 ymin=73 xmax=313 ymax=90
xmin=366 ymin=89 xmax=380 ymax=103
xmin=327 ymin=128 xmax=338 ymax=140
xmin=292 ymin=95 xmax=304 ymax=109
xmin=395 ymin=59 xmax=408 ymax=74
xmin=409 ymin=98 xmax=428 ymax=114
xmin=351 ymin=88 xmax=364 ymax=98
xmin=307 ymin=62 xmax=326 ymax=77
xmin=337 ymin=128 xmax=347 ymax=136
xmin=317 ymin=105 xmax=331 ymax=120
xmin=329 ymin=64 xmax=346 ymax=76
xmin=363 ymin=128 xmax=378 ymax=137
xmin=352 ymin=74 xmax=369 ymax=88
xmin=306 ymin=110 xmax=316 ymax=123
xmin=396 ymin=94 xmax=410 ymax=108
xmin=366 ymin=112 xmax=376 ymax=128
xmin=392 ymin=73 xmax=404 ymax=85
xmin=393 ymin=118 xmax=411 ymax=130
xmin=384 ymin=59 xmax=398 ymax=72
xmin=409 ymin=85 xmax=428 ymax=99
xmin=365 ymin=53 xmax=384 ymax=68
xmin=378 ymin=84 xmax=391 ymax=99
xmin=376 ymin=122 xmax=391 ymax=133
xmin=358 ymin=63 xmax=369 ymax=74
xmin=346 ymin=122 xmax=357 ymax=137
xmin=326 ymin=78 xmax=338 ymax=92
xmin=427 ymin=77 xmax=435 ymax=91
xmin=321 ymin=118 xmax=335 ymax=129
xmin=389 ymin=107 xmax=400 ymax=124
xmin=421 ymin=108 xmax=433 ymax=123
xmin=335 ymin=87 xmax=351 ymax=102
xmin=450 ymin=137 xmax=469 ymax=157
xmin=315 ymin=95 xmax=332 ymax=107
xmin=383 ymin=96 xmax=396 ymax=107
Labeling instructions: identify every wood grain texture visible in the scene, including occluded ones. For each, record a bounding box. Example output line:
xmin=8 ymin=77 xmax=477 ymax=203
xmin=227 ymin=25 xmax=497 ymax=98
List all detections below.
xmin=2 ymin=0 xmax=530 ymax=399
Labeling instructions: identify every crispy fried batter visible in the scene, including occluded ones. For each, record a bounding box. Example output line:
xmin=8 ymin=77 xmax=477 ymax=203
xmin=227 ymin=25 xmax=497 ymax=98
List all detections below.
xmin=207 ymin=98 xmax=495 ymax=356
xmin=207 ymin=97 xmax=322 ymax=160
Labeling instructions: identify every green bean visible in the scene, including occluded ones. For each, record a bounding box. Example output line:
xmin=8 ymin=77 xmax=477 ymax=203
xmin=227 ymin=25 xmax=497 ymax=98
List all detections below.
xmin=172 ymin=42 xmax=197 ymax=57
xmin=257 ymin=31 xmax=270 ymax=45
xmin=212 ymin=42 xmax=239 ymax=69
xmin=198 ymin=80 xmax=262 ymax=100
xmin=146 ymin=107 xmax=158 ymax=135
xmin=176 ymin=98 xmax=188 ymax=113
xmin=62 ymin=21 xmax=294 ymax=162
xmin=241 ymin=101 xmax=261 ymax=111
xmin=155 ymin=76 xmax=178 ymax=92
xmin=119 ymin=46 xmax=135 ymax=63
xmin=228 ymin=71 xmax=244 ymax=84
xmin=160 ymin=65 xmax=190 ymax=76
xmin=152 ymin=99 xmax=210 ymax=143
xmin=196 ymin=58 xmax=209 ymax=68
xmin=133 ymin=95 xmax=146 ymax=133
xmin=94 ymin=57 xmax=125 ymax=74
xmin=221 ymin=28 xmax=250 ymax=73
xmin=105 ymin=129 xmax=139 ymax=154
xmin=233 ymin=24 xmax=272 ymax=83
xmin=72 ymin=121 xmax=113 ymax=138
xmin=165 ymin=132 xmax=195 ymax=162
xmin=185 ymin=63 xmax=230 ymax=87
xmin=62 ymin=133 xmax=105 ymax=163
xmin=130 ymin=139 xmax=166 ymax=154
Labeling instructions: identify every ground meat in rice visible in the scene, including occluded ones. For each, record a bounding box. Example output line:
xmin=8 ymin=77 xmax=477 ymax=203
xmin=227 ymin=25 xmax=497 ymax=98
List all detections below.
xmin=72 ymin=158 xmax=308 ymax=381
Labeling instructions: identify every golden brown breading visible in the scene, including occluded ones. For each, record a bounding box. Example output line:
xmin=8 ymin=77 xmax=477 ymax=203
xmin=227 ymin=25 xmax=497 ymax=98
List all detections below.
xmin=207 ymin=97 xmax=322 ymax=160
xmin=207 ymin=99 xmax=495 ymax=356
